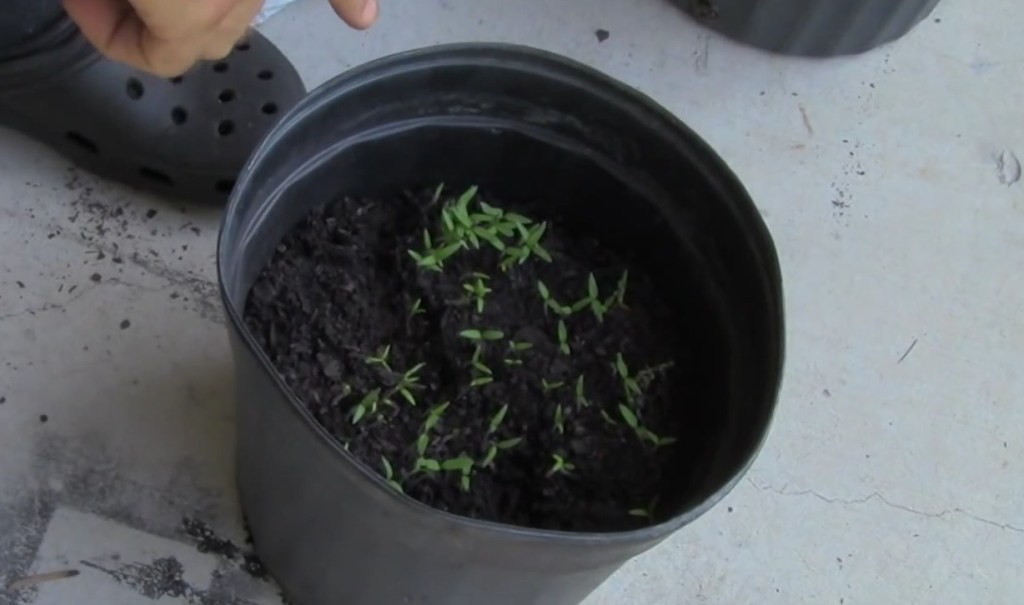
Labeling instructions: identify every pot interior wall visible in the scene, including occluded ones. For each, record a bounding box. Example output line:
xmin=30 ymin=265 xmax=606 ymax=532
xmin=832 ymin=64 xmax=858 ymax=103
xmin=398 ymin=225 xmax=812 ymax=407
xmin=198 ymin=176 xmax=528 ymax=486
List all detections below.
xmin=228 ymin=118 xmax=759 ymax=516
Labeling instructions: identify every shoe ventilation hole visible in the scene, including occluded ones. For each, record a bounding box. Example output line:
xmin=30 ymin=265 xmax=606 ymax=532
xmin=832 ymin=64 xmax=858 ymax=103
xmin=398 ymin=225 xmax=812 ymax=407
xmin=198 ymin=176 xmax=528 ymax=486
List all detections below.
xmin=213 ymin=62 xmax=229 ymax=73
xmin=218 ymin=89 xmax=236 ymax=103
xmin=261 ymin=102 xmax=278 ymax=115
xmin=139 ymin=167 xmax=174 ymax=186
xmin=65 ymin=132 xmax=99 ymax=155
xmin=169 ymin=76 xmax=184 ymax=85
xmin=217 ymin=120 xmax=235 ymax=136
xmin=126 ymin=78 xmax=144 ymax=100
xmin=257 ymin=70 xmax=274 ymax=81
xmin=171 ymin=107 xmax=188 ymax=125
xmin=235 ymin=42 xmax=251 ymax=52
xmin=215 ymin=179 xmax=236 ymax=194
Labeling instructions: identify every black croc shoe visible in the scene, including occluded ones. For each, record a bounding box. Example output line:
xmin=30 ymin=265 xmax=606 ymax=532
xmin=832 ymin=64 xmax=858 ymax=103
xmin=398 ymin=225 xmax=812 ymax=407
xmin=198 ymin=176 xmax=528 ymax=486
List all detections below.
xmin=0 ymin=20 xmax=306 ymax=204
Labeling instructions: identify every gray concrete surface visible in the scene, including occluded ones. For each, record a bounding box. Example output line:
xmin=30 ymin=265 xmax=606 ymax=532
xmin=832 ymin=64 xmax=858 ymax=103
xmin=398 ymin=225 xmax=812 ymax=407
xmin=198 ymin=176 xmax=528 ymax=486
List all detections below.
xmin=1 ymin=0 xmax=1021 ymax=603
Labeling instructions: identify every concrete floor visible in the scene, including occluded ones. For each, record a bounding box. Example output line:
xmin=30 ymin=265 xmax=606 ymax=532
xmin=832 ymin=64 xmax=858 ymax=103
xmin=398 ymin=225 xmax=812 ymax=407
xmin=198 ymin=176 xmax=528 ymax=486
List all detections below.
xmin=1 ymin=0 xmax=1021 ymax=603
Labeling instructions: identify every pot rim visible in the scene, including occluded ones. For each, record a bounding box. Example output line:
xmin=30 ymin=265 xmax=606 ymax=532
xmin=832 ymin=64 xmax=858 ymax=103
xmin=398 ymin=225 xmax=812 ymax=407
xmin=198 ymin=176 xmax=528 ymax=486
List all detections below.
xmin=217 ymin=42 xmax=784 ymax=546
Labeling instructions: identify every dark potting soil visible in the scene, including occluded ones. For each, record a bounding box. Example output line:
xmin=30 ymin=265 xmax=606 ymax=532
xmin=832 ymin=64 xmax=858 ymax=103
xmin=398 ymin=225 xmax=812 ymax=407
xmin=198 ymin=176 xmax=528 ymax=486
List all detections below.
xmin=244 ymin=186 xmax=692 ymax=532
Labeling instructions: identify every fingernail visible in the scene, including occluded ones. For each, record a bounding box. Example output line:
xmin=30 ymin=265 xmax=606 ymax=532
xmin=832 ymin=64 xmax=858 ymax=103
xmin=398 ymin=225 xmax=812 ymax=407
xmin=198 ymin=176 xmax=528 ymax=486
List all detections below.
xmin=361 ymin=0 xmax=378 ymax=24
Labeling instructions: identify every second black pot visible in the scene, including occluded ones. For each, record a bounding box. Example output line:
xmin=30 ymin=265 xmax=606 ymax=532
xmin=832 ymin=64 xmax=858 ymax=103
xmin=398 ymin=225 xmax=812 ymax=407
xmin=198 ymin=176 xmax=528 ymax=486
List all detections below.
xmin=218 ymin=43 xmax=784 ymax=605
xmin=676 ymin=0 xmax=941 ymax=57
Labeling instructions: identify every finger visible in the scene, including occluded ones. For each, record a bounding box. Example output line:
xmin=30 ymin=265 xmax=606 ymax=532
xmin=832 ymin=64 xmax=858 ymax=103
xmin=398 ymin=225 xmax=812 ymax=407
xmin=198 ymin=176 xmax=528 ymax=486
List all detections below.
xmin=63 ymin=0 xmax=204 ymax=76
xmin=126 ymin=0 xmax=240 ymax=41
xmin=327 ymin=0 xmax=379 ymax=30
xmin=202 ymin=0 xmax=264 ymax=60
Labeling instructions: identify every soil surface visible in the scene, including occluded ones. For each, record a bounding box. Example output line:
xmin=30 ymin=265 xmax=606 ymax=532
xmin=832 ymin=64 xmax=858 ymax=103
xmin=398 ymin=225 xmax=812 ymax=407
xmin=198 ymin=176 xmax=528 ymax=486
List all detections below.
xmin=244 ymin=186 xmax=690 ymax=532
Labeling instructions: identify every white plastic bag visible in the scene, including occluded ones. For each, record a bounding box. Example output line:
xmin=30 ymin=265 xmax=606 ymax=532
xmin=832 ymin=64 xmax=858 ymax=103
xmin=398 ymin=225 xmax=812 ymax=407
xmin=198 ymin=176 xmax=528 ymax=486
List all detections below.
xmin=254 ymin=0 xmax=301 ymax=24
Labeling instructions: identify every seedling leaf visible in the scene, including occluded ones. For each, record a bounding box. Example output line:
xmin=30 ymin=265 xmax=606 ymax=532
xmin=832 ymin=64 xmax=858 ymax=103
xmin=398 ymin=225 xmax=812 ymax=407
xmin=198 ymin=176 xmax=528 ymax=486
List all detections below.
xmin=460 ymin=329 xmax=483 ymax=340
xmin=381 ymin=456 xmax=394 ymax=480
xmin=554 ymin=404 xmax=565 ymax=434
xmin=417 ymin=458 xmax=441 ymax=472
xmin=431 ymin=183 xmax=445 ymax=204
xmin=489 ymin=404 xmax=509 ymax=434
xmin=615 ymin=353 xmax=630 ymax=380
xmin=442 ymin=455 xmax=475 ymax=474
xmin=482 ymin=444 xmax=498 ymax=467
xmin=618 ymin=404 xmax=639 ymax=428
xmin=470 ymin=376 xmax=494 ymax=388
xmin=497 ymin=437 xmax=523 ymax=449
xmin=575 ymin=375 xmax=588 ymax=406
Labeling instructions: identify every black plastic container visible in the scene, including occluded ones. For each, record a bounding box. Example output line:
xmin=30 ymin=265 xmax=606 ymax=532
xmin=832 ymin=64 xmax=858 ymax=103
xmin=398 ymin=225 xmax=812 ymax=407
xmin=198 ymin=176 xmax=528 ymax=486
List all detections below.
xmin=675 ymin=0 xmax=941 ymax=57
xmin=217 ymin=44 xmax=784 ymax=605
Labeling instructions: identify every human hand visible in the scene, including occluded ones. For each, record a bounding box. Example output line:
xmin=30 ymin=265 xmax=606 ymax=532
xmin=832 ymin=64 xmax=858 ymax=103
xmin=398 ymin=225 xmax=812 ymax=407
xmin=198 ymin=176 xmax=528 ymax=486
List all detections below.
xmin=62 ymin=0 xmax=379 ymax=77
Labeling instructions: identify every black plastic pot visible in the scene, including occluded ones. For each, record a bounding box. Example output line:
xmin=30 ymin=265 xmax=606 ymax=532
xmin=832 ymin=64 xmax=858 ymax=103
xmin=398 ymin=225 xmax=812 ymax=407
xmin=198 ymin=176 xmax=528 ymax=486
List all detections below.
xmin=676 ymin=0 xmax=941 ymax=57
xmin=217 ymin=44 xmax=784 ymax=605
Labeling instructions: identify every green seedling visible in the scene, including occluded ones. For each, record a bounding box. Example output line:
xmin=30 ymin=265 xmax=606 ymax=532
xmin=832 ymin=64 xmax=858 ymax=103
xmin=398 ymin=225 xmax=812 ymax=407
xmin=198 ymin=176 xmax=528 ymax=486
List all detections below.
xmin=431 ymin=183 xmax=445 ymax=205
xmin=619 ymin=403 xmax=678 ymax=448
xmin=351 ymin=389 xmax=382 ymax=425
xmin=442 ymin=455 xmax=475 ymax=492
xmin=536 ymin=281 xmax=572 ymax=317
xmin=463 ymin=274 xmax=493 ymax=313
xmin=365 ymin=345 xmax=392 ymax=372
xmin=600 ymin=409 xmax=618 ymax=426
xmin=468 ymin=342 xmax=494 ymax=387
xmin=407 ymin=248 xmax=441 ymax=272
xmin=605 ymin=269 xmax=629 ymax=309
xmin=381 ymin=456 xmax=403 ymax=493
xmin=488 ymin=404 xmax=509 ymax=434
xmin=629 ymin=496 xmax=660 ymax=519
xmin=504 ymin=340 xmax=532 ymax=366
xmin=574 ymin=375 xmax=589 ymax=407
xmin=637 ymin=427 xmax=679 ymax=448
xmin=329 ymin=383 xmax=353 ymax=407
xmin=587 ymin=273 xmax=610 ymax=322
xmin=482 ymin=436 xmax=523 ymax=469
xmin=416 ymin=458 xmax=441 ymax=472
xmin=614 ymin=353 xmax=643 ymax=402
xmin=409 ymin=298 xmax=425 ymax=317
xmin=553 ymin=404 xmax=565 ymax=435
xmin=618 ymin=403 xmax=639 ymax=429
xmin=547 ymin=453 xmax=575 ymax=476
xmin=393 ymin=362 xmax=426 ymax=405
xmin=414 ymin=434 xmax=441 ymax=473
xmin=469 ymin=353 xmax=494 ymax=388
xmin=557 ymin=320 xmax=570 ymax=355
xmin=423 ymin=401 xmax=450 ymax=432
xmin=541 ymin=378 xmax=565 ymax=393
xmin=459 ymin=329 xmax=504 ymax=341
xmin=520 ymin=222 xmax=553 ymax=263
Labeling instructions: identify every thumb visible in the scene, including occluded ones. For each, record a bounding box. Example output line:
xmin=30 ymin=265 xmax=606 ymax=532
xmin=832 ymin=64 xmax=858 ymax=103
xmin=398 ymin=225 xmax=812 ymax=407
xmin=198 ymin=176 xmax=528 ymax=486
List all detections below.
xmin=62 ymin=0 xmax=199 ymax=76
xmin=328 ymin=0 xmax=378 ymax=30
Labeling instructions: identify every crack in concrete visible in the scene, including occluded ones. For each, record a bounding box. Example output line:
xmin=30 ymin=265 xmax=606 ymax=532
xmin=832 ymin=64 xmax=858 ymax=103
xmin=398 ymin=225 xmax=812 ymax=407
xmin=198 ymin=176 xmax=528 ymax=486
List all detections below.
xmin=747 ymin=478 xmax=1024 ymax=534
xmin=0 ymin=286 xmax=96 ymax=324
